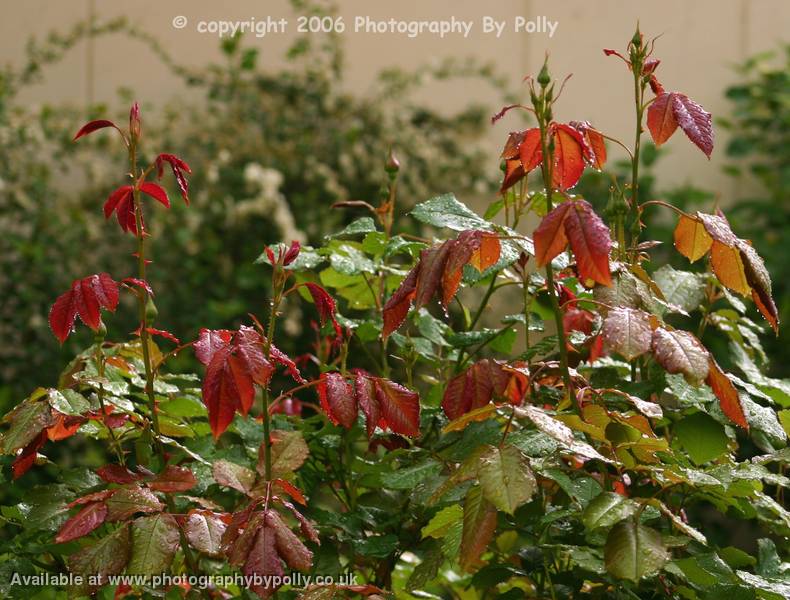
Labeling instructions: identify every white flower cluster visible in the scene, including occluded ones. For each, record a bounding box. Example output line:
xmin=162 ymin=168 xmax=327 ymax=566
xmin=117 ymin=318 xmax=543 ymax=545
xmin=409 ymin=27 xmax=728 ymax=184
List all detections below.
xmin=234 ymin=163 xmax=306 ymax=244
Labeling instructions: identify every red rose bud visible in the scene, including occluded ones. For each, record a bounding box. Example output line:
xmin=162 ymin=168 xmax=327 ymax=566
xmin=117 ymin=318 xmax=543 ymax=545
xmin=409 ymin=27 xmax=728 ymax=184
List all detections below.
xmin=129 ymin=102 xmax=141 ymax=139
xmin=385 ymin=148 xmax=400 ymax=174
xmin=642 ymin=59 xmax=660 ymax=75
xmin=283 ymin=240 xmax=301 ymax=266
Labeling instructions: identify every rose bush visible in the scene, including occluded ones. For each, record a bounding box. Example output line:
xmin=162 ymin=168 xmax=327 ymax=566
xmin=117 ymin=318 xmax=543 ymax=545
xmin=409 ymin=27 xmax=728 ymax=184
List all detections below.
xmin=1 ymin=25 xmax=789 ymax=600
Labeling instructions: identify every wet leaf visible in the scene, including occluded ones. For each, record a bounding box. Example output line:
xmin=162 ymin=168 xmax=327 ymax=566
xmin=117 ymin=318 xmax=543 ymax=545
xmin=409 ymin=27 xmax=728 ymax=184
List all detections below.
xmin=648 ymin=92 xmax=713 ymax=158
xmin=706 ymin=359 xmax=749 ymax=429
xmin=317 ymin=372 xmax=357 ymax=428
xmin=196 ymin=326 xmax=275 ymax=438
xmin=105 ymin=485 xmax=163 ymax=522
xmin=552 ymin=124 xmax=586 ymax=190
xmin=67 ymin=523 xmax=130 ymax=589
xmin=647 ymin=92 xmax=678 ymax=146
xmin=653 ymin=266 xmax=707 ymax=312
xmin=148 ymin=465 xmax=197 ymax=493
xmin=604 ymin=519 xmax=669 ymax=581
xmin=675 ymin=412 xmax=729 ymax=464
xmin=213 ymin=460 xmax=256 ymax=494
xmin=0 ymin=398 xmax=55 ymax=454
xmin=441 ymin=359 xmax=512 ymax=420
xmin=374 ymin=377 xmax=420 ymax=437
xmin=422 ymin=505 xmax=463 ymax=539
xmin=711 ymin=240 xmax=750 ymax=296
xmin=582 ymin=492 xmax=638 ymax=531
xmin=738 ymin=241 xmax=779 ymax=333
xmin=411 ymin=194 xmax=490 ymax=232
xmin=459 ymin=486 xmax=497 ymax=572
xmin=244 ymin=525 xmax=283 ymax=598
xmin=478 ymin=445 xmax=536 ymax=514
xmin=671 ymin=93 xmax=714 ymax=158
xmin=564 ymin=200 xmax=612 ymax=286
xmin=127 ymin=513 xmax=180 ymax=575
xmin=517 ymin=128 xmax=543 ymax=172
xmin=674 ymin=214 xmax=713 ymax=263
xmin=533 ymin=202 xmax=571 ymax=267
xmin=55 ymin=502 xmax=108 ymax=543
xmin=651 ymin=328 xmax=709 ymax=385
xmin=602 ymin=307 xmax=653 ymax=361
xmin=258 ymin=430 xmax=309 ymax=477
xmin=266 ymin=509 xmax=313 ymax=571
xmin=185 ymin=510 xmax=228 ymax=556
xmin=49 ymin=274 xmax=119 ymax=343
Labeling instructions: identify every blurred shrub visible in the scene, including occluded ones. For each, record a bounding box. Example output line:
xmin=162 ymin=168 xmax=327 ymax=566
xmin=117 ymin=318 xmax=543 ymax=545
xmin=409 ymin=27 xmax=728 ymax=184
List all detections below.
xmin=0 ymin=5 xmax=513 ymax=405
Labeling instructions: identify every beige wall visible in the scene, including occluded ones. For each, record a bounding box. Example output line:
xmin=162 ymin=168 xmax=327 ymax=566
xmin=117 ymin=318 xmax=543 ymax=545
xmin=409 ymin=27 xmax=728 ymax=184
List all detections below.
xmin=2 ymin=0 xmax=788 ymax=202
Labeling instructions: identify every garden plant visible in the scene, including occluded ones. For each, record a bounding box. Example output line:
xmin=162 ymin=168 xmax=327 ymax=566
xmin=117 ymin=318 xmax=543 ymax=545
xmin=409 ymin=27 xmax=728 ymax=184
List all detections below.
xmin=0 ymin=5 xmax=508 ymax=404
xmin=1 ymin=26 xmax=789 ymax=600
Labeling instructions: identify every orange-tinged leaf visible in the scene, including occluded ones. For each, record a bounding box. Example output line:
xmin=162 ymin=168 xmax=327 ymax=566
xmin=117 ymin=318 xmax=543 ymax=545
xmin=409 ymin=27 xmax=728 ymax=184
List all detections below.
xmin=441 ymin=231 xmax=495 ymax=308
xmin=564 ymin=200 xmax=612 ymax=286
xmin=382 ymin=267 xmax=418 ymax=340
xmin=518 ymin=128 xmax=543 ymax=172
xmin=710 ymin=240 xmax=750 ymax=296
xmin=584 ymin=127 xmax=607 ymax=169
xmin=738 ymin=240 xmax=779 ymax=333
xmin=752 ymin=291 xmax=779 ymax=335
xmin=387 ymin=231 xmax=502 ymax=334
xmin=552 ymin=124 xmax=586 ymax=190
xmin=442 ymin=404 xmax=498 ymax=433
xmin=673 ymin=215 xmax=712 ymax=262
xmin=46 ymin=414 xmax=83 ymax=441
xmin=440 ymin=264 xmax=464 ymax=309
xmin=570 ymin=120 xmax=607 ymax=169
xmin=273 ymin=479 xmax=307 ymax=505
xmin=468 ymin=233 xmax=501 ymax=272
xmin=500 ymin=158 xmax=525 ymax=192
xmin=533 ymin=202 xmax=571 ymax=267
xmin=459 ymin=486 xmax=497 ymax=572
xmin=647 ymin=92 xmax=678 ymax=146
xmin=501 ymin=130 xmax=526 ymax=159
xmin=415 ymin=243 xmax=452 ymax=308
xmin=706 ymin=359 xmax=749 ymax=429
xmin=374 ymin=378 xmax=420 ymax=437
